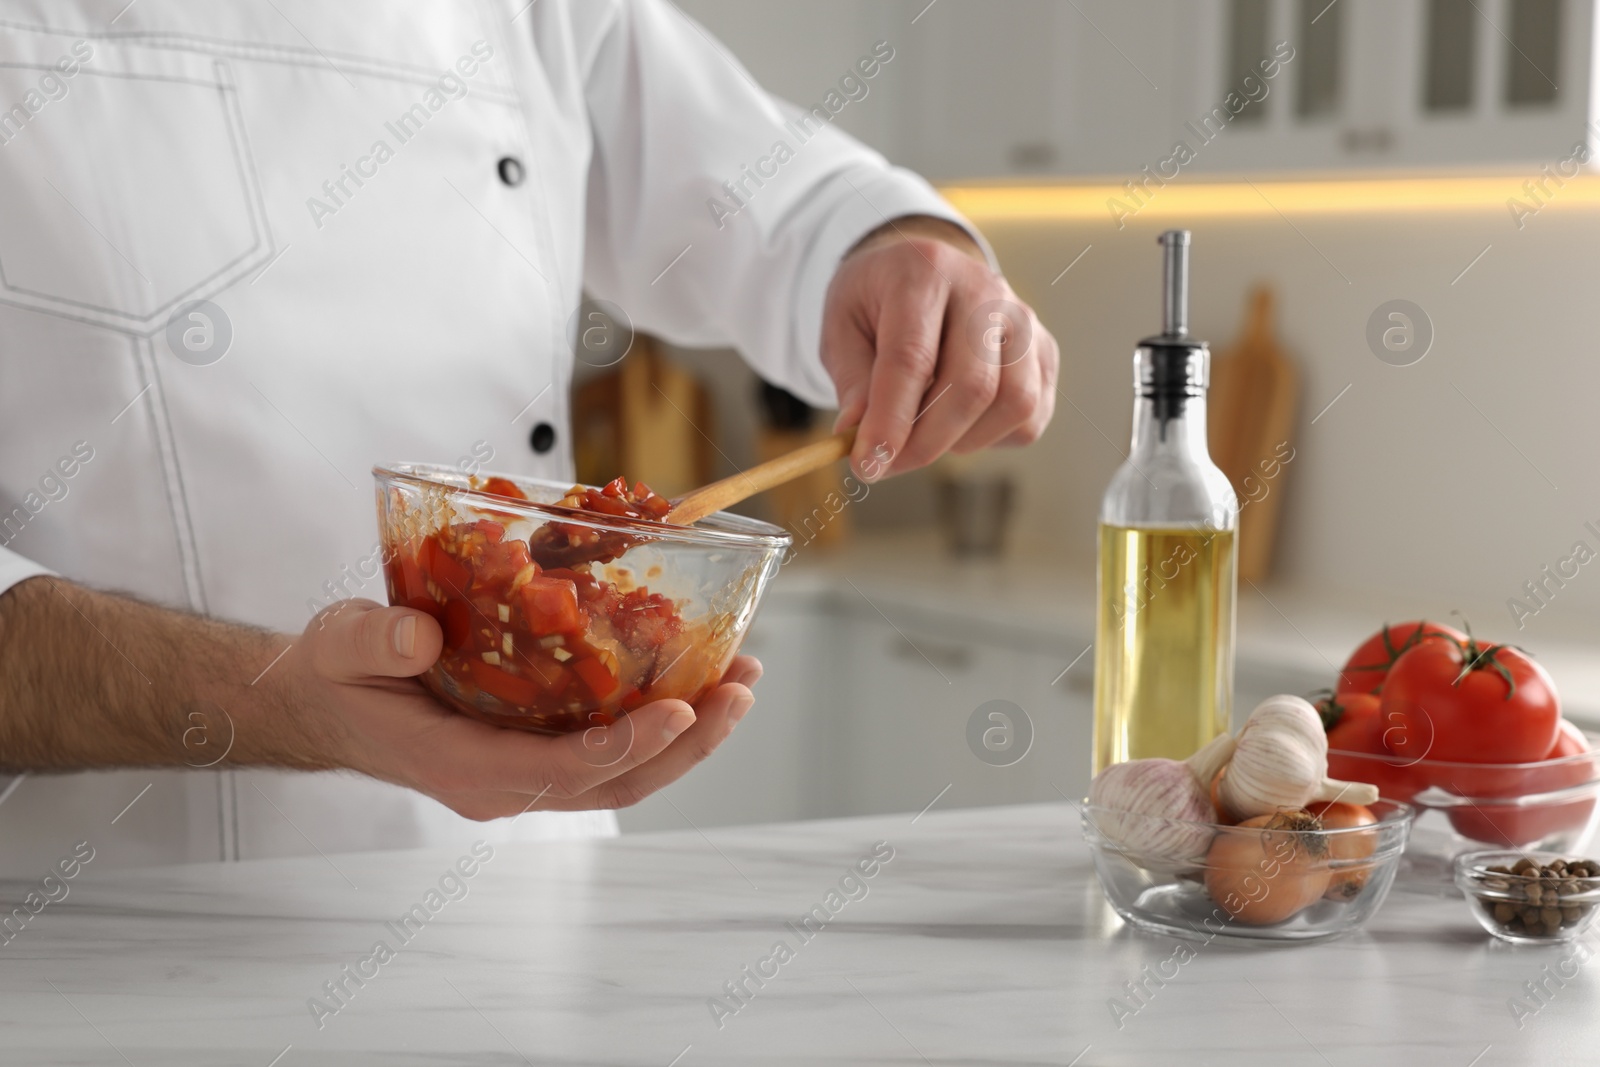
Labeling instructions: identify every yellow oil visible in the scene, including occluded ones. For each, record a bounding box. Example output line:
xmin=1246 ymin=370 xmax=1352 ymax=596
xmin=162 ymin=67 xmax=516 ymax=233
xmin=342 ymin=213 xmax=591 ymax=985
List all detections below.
xmin=1093 ymin=524 xmax=1235 ymax=774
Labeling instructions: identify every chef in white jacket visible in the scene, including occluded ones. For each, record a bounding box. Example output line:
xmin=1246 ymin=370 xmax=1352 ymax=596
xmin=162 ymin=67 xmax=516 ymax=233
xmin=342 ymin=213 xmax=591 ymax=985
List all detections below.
xmin=0 ymin=0 xmax=1057 ymax=873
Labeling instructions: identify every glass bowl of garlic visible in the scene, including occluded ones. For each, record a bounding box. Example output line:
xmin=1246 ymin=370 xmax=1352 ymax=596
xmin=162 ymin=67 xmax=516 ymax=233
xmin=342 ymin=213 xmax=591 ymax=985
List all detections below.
xmin=1081 ymin=800 xmax=1416 ymax=941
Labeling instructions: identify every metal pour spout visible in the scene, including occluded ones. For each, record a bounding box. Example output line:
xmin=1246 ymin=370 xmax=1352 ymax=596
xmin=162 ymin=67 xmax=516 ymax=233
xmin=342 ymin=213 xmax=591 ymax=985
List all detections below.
xmin=1159 ymin=229 xmax=1190 ymax=339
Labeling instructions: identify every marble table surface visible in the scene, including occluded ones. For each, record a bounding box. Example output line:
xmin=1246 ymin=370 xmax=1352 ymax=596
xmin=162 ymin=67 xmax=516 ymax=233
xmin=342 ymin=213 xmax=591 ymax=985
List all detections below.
xmin=1 ymin=802 xmax=1591 ymax=1066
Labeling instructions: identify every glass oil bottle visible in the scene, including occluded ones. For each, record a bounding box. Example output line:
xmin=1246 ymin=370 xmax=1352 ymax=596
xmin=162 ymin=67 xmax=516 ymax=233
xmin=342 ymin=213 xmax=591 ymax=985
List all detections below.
xmin=1092 ymin=231 xmax=1238 ymax=774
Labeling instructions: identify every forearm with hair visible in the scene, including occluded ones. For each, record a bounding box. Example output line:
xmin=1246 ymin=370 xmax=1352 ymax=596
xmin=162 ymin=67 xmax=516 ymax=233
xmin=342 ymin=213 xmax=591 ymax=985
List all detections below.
xmin=0 ymin=576 xmax=332 ymax=772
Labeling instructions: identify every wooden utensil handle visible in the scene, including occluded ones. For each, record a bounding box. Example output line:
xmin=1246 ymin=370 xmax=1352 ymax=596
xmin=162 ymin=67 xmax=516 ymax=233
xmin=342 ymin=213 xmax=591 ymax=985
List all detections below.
xmin=666 ymin=429 xmax=857 ymax=526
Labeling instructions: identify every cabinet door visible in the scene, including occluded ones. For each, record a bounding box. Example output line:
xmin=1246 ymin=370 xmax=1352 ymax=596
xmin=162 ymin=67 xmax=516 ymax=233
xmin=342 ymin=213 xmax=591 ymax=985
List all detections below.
xmin=1193 ymin=0 xmax=1595 ymax=172
xmin=1015 ymin=638 xmax=1098 ymax=805
xmin=871 ymin=0 xmax=1069 ymax=180
xmin=824 ymin=606 xmax=1099 ymax=818
xmin=614 ymin=596 xmax=827 ymax=833
xmin=1391 ymin=0 xmax=1594 ymax=167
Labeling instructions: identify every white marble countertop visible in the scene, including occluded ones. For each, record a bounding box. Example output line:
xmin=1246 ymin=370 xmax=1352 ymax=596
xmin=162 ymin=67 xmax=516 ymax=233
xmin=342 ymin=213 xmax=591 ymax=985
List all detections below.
xmin=4 ymin=802 xmax=1591 ymax=1066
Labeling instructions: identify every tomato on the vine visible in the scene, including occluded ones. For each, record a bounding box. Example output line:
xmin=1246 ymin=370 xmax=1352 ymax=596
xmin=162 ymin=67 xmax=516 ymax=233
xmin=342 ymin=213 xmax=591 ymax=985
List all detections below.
xmin=1447 ymin=721 xmax=1596 ymax=846
xmin=1318 ymin=691 xmax=1422 ymax=804
xmin=1381 ymin=634 xmax=1560 ymax=764
xmin=1336 ymin=620 xmax=1466 ymax=695
xmin=1318 ymin=691 xmax=1385 ymax=754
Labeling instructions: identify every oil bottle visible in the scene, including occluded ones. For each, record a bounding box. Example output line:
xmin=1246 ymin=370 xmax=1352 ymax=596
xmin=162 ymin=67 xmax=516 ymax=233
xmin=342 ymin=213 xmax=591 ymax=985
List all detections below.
xmin=1092 ymin=230 xmax=1238 ymax=774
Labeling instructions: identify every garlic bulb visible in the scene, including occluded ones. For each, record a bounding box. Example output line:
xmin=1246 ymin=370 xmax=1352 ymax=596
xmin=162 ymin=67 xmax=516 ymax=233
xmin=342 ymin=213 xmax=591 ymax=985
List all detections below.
xmin=1216 ymin=694 xmax=1379 ymax=820
xmin=1087 ymin=733 xmax=1236 ymax=867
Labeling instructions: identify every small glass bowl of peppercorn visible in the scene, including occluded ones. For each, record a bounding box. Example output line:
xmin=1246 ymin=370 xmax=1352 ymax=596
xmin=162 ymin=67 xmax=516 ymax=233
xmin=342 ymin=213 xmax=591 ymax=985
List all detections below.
xmin=1454 ymin=851 xmax=1600 ymax=944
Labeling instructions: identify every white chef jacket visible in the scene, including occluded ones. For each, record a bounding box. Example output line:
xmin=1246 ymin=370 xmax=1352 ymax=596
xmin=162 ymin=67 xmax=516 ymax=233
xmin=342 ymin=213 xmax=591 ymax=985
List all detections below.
xmin=0 ymin=0 xmax=979 ymax=874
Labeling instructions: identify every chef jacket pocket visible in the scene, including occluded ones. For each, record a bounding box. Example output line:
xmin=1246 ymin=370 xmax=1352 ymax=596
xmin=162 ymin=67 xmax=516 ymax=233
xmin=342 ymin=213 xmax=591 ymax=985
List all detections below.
xmin=0 ymin=31 xmax=273 ymax=334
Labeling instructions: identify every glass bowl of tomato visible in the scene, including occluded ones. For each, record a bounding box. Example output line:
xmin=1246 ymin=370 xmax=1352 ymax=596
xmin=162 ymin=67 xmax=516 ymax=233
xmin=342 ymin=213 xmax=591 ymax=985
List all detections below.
xmin=373 ymin=463 xmax=790 ymax=735
xmin=1327 ymin=726 xmax=1600 ymax=868
xmin=1080 ymin=801 xmax=1415 ymax=941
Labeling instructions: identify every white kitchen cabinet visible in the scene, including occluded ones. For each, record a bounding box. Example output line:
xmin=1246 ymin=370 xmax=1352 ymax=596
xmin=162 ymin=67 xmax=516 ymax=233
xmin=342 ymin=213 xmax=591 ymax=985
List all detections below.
xmin=783 ymin=592 xmax=1097 ymax=820
xmin=680 ymin=0 xmax=1600 ymax=179
xmin=618 ymin=581 xmax=1099 ymax=833
xmin=615 ymin=558 xmax=1336 ymax=833
xmin=1188 ymin=0 xmax=1597 ymax=174
xmin=615 ymin=592 xmax=833 ymax=833
xmin=674 ymin=0 xmax=1074 ymax=180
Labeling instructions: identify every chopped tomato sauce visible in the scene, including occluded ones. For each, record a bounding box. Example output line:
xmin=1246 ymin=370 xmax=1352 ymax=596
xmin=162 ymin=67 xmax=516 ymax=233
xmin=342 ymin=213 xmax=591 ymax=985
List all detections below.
xmin=526 ymin=477 xmax=672 ymax=568
xmin=385 ymin=475 xmax=714 ymax=734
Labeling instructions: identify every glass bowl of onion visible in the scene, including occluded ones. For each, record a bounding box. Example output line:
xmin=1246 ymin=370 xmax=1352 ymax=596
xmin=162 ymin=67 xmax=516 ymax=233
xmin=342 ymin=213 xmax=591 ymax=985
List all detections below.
xmin=1080 ymin=800 xmax=1416 ymax=941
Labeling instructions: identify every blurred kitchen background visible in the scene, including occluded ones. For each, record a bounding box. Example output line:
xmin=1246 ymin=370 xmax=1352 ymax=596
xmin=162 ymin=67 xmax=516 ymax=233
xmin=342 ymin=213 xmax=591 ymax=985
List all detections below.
xmin=580 ymin=0 xmax=1600 ymax=832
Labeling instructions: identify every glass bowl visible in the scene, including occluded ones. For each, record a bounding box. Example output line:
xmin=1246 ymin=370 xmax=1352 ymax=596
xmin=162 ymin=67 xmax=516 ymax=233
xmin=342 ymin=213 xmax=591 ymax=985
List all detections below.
xmin=373 ymin=463 xmax=790 ymax=735
xmin=1454 ymin=850 xmax=1600 ymax=944
xmin=1328 ymin=741 xmax=1600 ymax=874
xmin=1080 ymin=801 xmax=1414 ymax=941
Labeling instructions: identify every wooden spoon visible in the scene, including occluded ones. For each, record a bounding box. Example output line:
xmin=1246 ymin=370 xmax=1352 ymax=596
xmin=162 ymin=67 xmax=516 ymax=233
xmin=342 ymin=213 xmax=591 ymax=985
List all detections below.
xmin=525 ymin=430 xmax=857 ymax=568
xmin=666 ymin=429 xmax=857 ymax=526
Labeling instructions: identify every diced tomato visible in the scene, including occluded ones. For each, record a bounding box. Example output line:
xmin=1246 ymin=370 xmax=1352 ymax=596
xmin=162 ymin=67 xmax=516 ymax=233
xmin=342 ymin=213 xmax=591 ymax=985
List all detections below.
xmin=542 ymin=567 xmax=586 ymax=583
xmin=405 ymin=596 xmax=442 ymax=622
xmin=466 ymin=658 xmax=542 ymax=707
xmin=543 ymin=567 xmax=603 ymax=604
xmin=573 ymin=656 xmax=619 ymax=699
xmin=444 ymin=520 xmax=506 ymax=554
xmin=390 ymin=542 xmax=429 ymax=601
xmin=465 ymin=519 xmax=505 ymax=544
xmin=632 ymin=482 xmax=670 ymax=520
xmin=518 ymin=576 xmax=583 ymax=635
xmin=441 ymin=599 xmax=473 ymax=651
xmin=421 ymin=535 xmax=471 ymax=593
xmin=600 ymin=498 xmax=637 ymax=517
xmin=389 ymin=473 xmax=710 ymax=735
xmin=473 ymin=538 xmax=531 ymax=589
xmin=605 ymin=587 xmax=682 ymax=650
xmin=524 ymin=655 xmax=573 ymax=697
xmin=479 ymin=477 xmax=527 ymax=501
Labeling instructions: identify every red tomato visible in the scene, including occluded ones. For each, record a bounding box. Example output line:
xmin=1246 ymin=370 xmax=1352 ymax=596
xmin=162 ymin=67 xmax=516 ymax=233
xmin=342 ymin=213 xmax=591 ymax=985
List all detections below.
xmin=1553 ymin=720 xmax=1590 ymax=758
xmin=1318 ymin=691 xmax=1423 ymax=803
xmin=1337 ymin=620 xmax=1466 ymax=695
xmin=421 ymin=535 xmax=472 ymax=594
xmin=606 ymin=587 xmax=683 ymax=650
xmin=1318 ymin=691 xmax=1385 ymax=753
xmin=522 ymin=655 xmax=573 ymax=697
xmin=518 ymin=576 xmax=583 ymax=635
xmin=461 ymin=519 xmax=505 ymax=544
xmin=404 ymin=596 xmax=442 ymax=622
xmin=391 ymin=476 xmax=708 ymax=734
xmin=479 ymin=477 xmax=527 ymax=500
xmin=391 ymin=540 xmax=428 ymax=601
xmin=466 ymin=658 xmax=542 ymax=707
xmin=472 ymin=538 xmax=532 ymax=589
xmin=1448 ymin=723 xmax=1596 ymax=846
xmin=573 ymin=656 xmax=619 ymax=699
xmin=440 ymin=599 xmax=473 ymax=651
xmin=1382 ymin=635 xmax=1561 ymax=764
